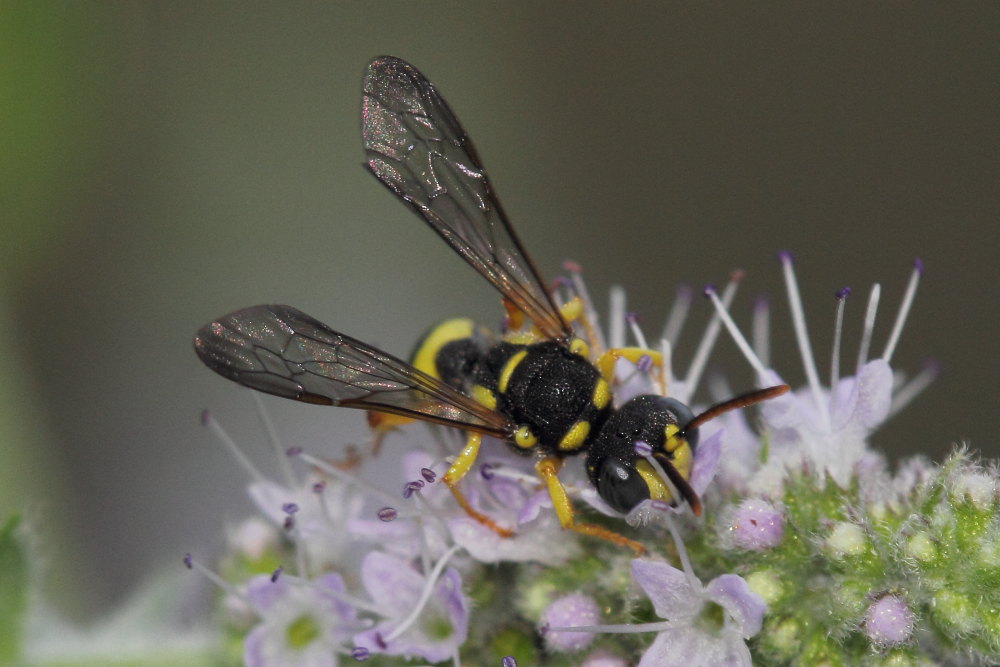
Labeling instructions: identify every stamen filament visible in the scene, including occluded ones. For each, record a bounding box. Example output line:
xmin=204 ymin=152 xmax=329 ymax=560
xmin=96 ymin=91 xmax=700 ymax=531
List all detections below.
xmin=684 ymin=274 xmax=740 ymax=397
xmin=661 ymin=285 xmax=692 ymax=345
xmin=780 ymin=253 xmax=830 ymax=430
xmin=856 ymin=284 xmax=881 ymax=373
xmin=185 ymin=554 xmax=247 ymax=603
xmin=298 ymin=452 xmax=400 ymax=504
xmin=627 ymin=312 xmax=649 ymax=350
xmin=881 ymin=260 xmax=922 ymax=364
xmin=705 ymin=288 xmax=769 ymax=379
xmin=608 ymin=285 xmax=626 ymax=350
xmin=889 ymin=361 xmax=938 ymax=417
xmin=250 ymin=392 xmax=296 ymax=488
xmin=201 ymin=410 xmax=266 ymax=484
xmin=565 ymin=261 xmax=606 ymax=352
xmin=752 ymin=296 xmax=770 ymax=368
xmin=384 ymin=544 xmax=462 ymax=643
xmin=548 ymin=620 xmax=672 ymax=634
xmin=830 ymin=288 xmax=850 ymax=395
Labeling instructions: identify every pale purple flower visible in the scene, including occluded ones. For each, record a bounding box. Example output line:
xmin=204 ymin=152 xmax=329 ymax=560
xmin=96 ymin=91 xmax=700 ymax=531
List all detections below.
xmin=352 ymin=550 xmax=468 ymax=663
xmin=248 ymin=474 xmax=363 ymax=567
xmin=580 ymin=650 xmax=629 ymax=667
xmin=540 ymin=593 xmax=601 ymax=652
xmin=631 ymin=559 xmax=765 ymax=667
xmin=703 ymin=258 xmax=929 ymax=496
xmin=244 ymin=573 xmax=357 ymax=667
xmin=726 ymin=499 xmax=784 ymax=551
xmin=863 ymin=594 xmax=915 ymax=646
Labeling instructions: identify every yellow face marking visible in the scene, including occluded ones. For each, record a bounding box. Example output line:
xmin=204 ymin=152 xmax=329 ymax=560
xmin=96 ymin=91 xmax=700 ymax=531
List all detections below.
xmin=558 ymin=420 xmax=591 ymax=451
xmin=635 ymin=459 xmax=673 ymax=502
xmin=569 ymin=337 xmax=590 ymax=359
xmin=498 ymin=349 xmax=528 ymax=394
xmin=592 ymin=378 xmax=610 ymax=410
xmin=514 ymin=425 xmax=537 ymax=449
xmin=662 ymin=424 xmax=694 ymax=479
xmin=664 ymin=424 xmax=682 ymax=452
xmin=471 ymin=384 xmax=497 ymax=411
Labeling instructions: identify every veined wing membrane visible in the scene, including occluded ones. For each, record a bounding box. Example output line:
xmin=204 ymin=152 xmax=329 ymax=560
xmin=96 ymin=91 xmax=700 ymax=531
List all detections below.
xmin=194 ymin=304 xmax=512 ymax=436
xmin=361 ymin=56 xmax=571 ymax=341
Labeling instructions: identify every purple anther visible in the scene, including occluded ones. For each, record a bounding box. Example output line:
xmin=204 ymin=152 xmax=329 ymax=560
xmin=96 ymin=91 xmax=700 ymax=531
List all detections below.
xmin=480 ymin=463 xmax=497 ymax=481
xmin=729 ymin=269 xmax=745 ymax=282
xmin=913 ymin=257 xmax=924 ymax=275
xmin=312 ymin=480 xmax=326 ymax=494
xmin=625 ymin=311 xmax=640 ymax=325
xmin=552 ymin=275 xmax=573 ymax=289
xmin=378 ymin=506 xmax=398 ymax=522
xmin=777 ymin=250 xmax=794 ymax=265
xmin=199 ymin=409 xmax=211 ymax=426
xmin=352 ymin=646 xmax=370 ymax=661
xmin=285 ymin=446 xmax=303 ymax=457
xmin=501 ymin=657 xmax=518 ymax=667
xmin=636 ymin=354 xmax=653 ymax=373
xmin=633 ymin=440 xmax=653 ymax=457
xmin=183 ymin=552 xmax=193 ymax=569
xmin=282 ymin=502 xmax=299 ymax=515
xmin=421 ymin=467 xmax=437 ymax=483
xmin=923 ymin=358 xmax=941 ymax=376
xmin=283 ymin=516 xmax=295 ymax=531
xmin=835 ymin=286 xmax=852 ymax=300
xmin=703 ymin=284 xmax=717 ymax=298
xmin=270 ymin=565 xmax=283 ymax=583
xmin=374 ymin=632 xmax=388 ymax=650
xmin=402 ymin=479 xmax=425 ymax=499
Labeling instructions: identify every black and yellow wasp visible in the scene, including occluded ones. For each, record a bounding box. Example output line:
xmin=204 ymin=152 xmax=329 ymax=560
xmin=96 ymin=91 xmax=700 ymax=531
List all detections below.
xmin=195 ymin=56 xmax=787 ymax=553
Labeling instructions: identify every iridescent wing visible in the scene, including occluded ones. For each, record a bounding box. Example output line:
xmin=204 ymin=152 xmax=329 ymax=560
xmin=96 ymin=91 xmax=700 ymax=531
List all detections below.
xmin=194 ymin=304 xmax=513 ymax=437
xmin=361 ymin=56 xmax=572 ymax=341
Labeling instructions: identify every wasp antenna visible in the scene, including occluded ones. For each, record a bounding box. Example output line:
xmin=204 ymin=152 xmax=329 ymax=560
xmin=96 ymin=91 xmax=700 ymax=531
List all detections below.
xmin=658 ymin=456 xmax=703 ymax=516
xmin=680 ymin=384 xmax=790 ymax=435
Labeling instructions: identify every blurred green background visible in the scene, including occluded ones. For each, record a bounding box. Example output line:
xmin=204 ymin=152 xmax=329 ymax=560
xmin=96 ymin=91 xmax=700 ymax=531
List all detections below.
xmin=2 ymin=3 xmax=998 ymax=619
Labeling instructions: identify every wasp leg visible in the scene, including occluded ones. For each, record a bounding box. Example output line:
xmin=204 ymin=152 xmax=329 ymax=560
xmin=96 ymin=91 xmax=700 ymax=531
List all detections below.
xmin=366 ymin=410 xmax=413 ymax=456
xmin=534 ymin=456 xmax=645 ymax=555
xmin=597 ymin=347 xmax=665 ymax=390
xmin=442 ymin=431 xmax=514 ymax=538
xmin=558 ymin=296 xmax=604 ymax=357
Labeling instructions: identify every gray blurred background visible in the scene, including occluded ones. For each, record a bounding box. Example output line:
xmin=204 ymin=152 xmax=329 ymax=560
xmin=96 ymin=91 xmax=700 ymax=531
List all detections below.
xmin=3 ymin=3 xmax=998 ymax=618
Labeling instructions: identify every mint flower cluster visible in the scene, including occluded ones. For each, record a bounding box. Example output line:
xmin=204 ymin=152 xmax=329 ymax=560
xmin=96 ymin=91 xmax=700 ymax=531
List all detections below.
xmin=177 ymin=256 xmax=997 ymax=666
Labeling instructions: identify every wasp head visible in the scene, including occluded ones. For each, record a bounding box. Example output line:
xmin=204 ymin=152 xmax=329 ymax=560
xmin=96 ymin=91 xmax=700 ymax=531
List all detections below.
xmin=587 ymin=394 xmax=700 ymax=515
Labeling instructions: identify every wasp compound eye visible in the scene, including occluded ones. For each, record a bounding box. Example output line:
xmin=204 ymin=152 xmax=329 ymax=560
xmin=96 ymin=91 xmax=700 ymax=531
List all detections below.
xmin=595 ymin=457 xmax=651 ymax=514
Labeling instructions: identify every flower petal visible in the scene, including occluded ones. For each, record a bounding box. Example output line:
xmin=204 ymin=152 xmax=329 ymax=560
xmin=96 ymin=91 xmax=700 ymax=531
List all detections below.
xmin=630 ymin=559 xmax=699 ymax=620
xmin=705 ymin=574 xmax=765 ymax=638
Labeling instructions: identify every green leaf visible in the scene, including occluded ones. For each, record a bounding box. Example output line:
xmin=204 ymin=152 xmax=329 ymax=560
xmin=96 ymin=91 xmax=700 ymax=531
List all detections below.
xmin=0 ymin=514 xmax=27 ymax=662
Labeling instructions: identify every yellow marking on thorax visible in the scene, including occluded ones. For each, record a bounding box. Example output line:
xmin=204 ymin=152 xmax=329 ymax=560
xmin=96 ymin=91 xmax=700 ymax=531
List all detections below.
xmin=558 ymin=420 xmax=591 ymax=451
xmin=592 ymin=378 xmax=610 ymax=410
xmin=569 ymin=337 xmax=589 ymax=359
xmin=498 ymin=349 xmax=528 ymax=394
xmin=411 ymin=318 xmax=475 ymax=378
xmin=514 ymin=425 xmax=537 ymax=449
xmin=503 ymin=330 xmax=541 ymax=345
xmin=471 ymin=384 xmax=497 ymax=411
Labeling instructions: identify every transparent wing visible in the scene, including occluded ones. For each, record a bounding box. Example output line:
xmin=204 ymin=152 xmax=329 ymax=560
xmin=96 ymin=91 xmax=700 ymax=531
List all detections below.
xmin=361 ymin=56 xmax=571 ymax=341
xmin=194 ymin=304 xmax=512 ymax=437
